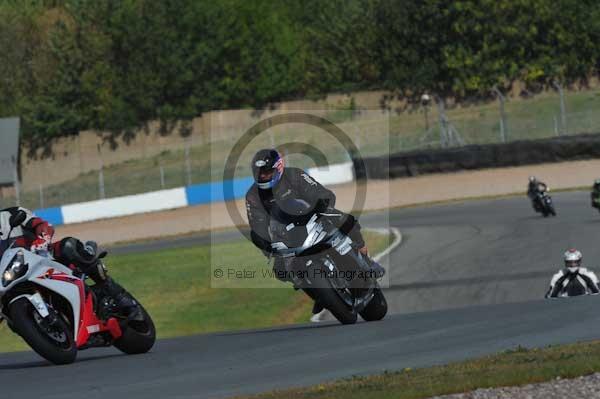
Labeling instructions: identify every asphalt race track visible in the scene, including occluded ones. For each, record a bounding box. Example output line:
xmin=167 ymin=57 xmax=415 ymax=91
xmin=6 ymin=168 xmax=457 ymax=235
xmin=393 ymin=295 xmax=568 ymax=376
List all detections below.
xmin=3 ymin=191 xmax=600 ymax=399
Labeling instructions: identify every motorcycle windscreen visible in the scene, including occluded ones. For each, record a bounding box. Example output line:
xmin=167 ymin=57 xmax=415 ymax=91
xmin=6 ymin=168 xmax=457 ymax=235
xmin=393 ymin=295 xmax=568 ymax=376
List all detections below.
xmin=269 ymin=198 xmax=315 ymax=248
xmin=269 ymin=218 xmax=308 ymax=248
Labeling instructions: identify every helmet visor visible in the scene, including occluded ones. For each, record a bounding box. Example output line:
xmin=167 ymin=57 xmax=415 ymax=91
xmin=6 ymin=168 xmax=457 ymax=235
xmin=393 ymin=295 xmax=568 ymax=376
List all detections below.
xmin=565 ymin=260 xmax=580 ymax=268
xmin=257 ymin=168 xmax=275 ymax=183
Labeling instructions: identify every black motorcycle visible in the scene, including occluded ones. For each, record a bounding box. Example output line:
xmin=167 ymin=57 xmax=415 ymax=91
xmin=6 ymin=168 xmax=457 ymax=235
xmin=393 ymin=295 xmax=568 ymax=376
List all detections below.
xmin=268 ymin=199 xmax=387 ymax=325
xmin=533 ymin=191 xmax=556 ymax=217
xmin=591 ymin=191 xmax=600 ymax=213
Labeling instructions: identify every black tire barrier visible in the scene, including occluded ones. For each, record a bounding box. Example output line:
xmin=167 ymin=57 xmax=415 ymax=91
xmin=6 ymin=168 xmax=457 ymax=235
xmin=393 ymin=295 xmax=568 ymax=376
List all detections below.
xmin=354 ymin=133 xmax=600 ymax=179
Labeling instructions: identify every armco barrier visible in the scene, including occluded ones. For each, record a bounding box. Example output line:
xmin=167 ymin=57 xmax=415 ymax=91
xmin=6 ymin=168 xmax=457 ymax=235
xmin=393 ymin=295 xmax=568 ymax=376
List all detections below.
xmin=355 ymin=132 xmax=600 ymax=179
xmin=185 ymin=177 xmax=254 ymax=206
xmin=306 ymin=162 xmax=354 ymax=186
xmin=61 ymin=187 xmax=188 ymax=224
xmin=33 ymin=163 xmax=353 ymax=226
xmin=33 ymin=207 xmax=64 ymax=226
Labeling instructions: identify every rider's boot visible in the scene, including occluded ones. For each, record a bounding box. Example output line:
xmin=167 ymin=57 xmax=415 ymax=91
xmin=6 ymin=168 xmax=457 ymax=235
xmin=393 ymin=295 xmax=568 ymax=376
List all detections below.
xmin=359 ymin=246 xmax=385 ymax=278
xmin=84 ymin=256 xmax=141 ymax=319
xmin=58 ymin=238 xmax=143 ymax=320
xmin=312 ymin=300 xmax=324 ymax=315
xmin=302 ymin=287 xmax=325 ymax=315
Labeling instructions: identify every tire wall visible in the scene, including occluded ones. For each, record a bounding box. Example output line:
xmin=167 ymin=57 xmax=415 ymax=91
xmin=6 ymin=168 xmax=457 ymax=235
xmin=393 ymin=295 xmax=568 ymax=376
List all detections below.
xmin=354 ymin=133 xmax=600 ymax=179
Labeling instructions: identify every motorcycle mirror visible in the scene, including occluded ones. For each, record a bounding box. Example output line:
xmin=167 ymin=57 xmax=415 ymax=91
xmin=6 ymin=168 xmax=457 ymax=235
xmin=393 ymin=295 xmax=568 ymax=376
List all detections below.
xmin=9 ymin=210 xmax=27 ymax=228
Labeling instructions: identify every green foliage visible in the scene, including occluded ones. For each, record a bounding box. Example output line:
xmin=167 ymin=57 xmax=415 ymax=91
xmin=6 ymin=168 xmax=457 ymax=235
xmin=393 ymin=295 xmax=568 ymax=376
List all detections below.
xmin=1 ymin=0 xmax=600 ymax=148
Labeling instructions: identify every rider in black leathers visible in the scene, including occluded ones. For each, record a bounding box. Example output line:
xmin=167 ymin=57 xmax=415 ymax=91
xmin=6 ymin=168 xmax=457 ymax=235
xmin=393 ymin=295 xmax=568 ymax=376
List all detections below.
xmin=527 ymin=176 xmax=548 ymax=212
xmin=591 ymin=179 xmax=600 ymax=209
xmin=245 ymin=149 xmax=384 ymax=313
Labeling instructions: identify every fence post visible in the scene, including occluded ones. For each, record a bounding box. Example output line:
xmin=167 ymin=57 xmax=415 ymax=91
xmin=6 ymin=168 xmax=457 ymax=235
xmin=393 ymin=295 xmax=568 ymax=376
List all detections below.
xmin=553 ymin=80 xmax=567 ymax=135
xmin=97 ymin=144 xmax=105 ymax=199
xmin=98 ymin=169 xmax=105 ymax=199
xmin=12 ymin=156 xmax=20 ymax=206
xmin=492 ymin=86 xmax=508 ymax=142
xmin=553 ymin=115 xmax=559 ymax=136
xmin=159 ymin=165 xmax=165 ymax=189
xmin=421 ymin=93 xmax=432 ymax=131
xmin=39 ymin=184 xmax=44 ymax=209
xmin=354 ymin=126 xmax=361 ymax=152
xmin=184 ymin=142 xmax=192 ymax=186
xmin=435 ymin=96 xmax=449 ymax=148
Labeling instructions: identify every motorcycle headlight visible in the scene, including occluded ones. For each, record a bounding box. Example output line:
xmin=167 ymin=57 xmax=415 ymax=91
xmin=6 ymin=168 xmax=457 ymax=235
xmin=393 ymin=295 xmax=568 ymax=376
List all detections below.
xmin=2 ymin=250 xmax=28 ymax=287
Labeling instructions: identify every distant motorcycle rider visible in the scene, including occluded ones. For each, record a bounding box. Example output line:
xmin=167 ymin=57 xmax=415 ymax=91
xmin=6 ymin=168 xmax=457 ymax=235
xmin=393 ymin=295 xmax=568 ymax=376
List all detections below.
xmin=245 ymin=149 xmax=384 ymax=313
xmin=527 ymin=176 xmax=548 ymax=211
xmin=591 ymin=179 xmax=600 ymax=209
xmin=0 ymin=207 xmax=139 ymax=316
xmin=545 ymin=249 xmax=600 ymax=298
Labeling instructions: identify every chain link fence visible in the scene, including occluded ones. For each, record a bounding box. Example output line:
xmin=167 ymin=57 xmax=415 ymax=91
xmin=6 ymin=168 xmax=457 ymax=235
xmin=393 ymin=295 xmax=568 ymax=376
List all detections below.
xmin=1 ymin=88 xmax=599 ymax=210
xmin=389 ymin=86 xmax=600 ymax=153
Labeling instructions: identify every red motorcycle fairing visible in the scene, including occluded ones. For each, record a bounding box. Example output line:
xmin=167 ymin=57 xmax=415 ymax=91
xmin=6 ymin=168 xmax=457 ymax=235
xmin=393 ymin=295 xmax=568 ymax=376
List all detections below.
xmin=76 ymin=290 xmax=122 ymax=348
xmin=37 ymin=268 xmax=122 ymax=348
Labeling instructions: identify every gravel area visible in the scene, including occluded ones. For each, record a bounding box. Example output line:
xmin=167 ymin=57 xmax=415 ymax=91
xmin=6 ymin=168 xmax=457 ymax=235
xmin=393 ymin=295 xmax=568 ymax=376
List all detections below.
xmin=431 ymin=373 xmax=600 ymax=399
xmin=54 ymin=159 xmax=600 ymax=245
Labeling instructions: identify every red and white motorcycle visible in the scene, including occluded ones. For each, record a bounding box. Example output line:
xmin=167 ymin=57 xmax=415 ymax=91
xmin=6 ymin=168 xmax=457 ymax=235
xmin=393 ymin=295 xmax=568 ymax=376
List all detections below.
xmin=0 ymin=211 xmax=155 ymax=364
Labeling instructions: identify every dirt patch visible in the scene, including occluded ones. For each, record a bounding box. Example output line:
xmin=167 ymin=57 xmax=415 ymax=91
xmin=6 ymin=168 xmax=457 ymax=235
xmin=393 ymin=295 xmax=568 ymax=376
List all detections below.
xmin=55 ymin=159 xmax=600 ymax=245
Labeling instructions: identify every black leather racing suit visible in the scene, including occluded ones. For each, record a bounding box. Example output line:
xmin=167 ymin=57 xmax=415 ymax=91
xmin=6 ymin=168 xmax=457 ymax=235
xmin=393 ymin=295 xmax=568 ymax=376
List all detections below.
xmin=527 ymin=181 xmax=547 ymax=211
xmin=245 ymin=167 xmax=365 ymax=279
xmin=592 ymin=185 xmax=600 ymax=208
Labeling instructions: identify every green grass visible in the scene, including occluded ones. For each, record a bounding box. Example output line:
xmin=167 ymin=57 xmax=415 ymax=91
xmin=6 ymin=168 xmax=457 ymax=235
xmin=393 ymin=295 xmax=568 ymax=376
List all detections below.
xmin=234 ymin=341 xmax=600 ymax=399
xmin=0 ymin=230 xmax=390 ymax=352
xmin=7 ymin=87 xmax=600 ymax=210
xmin=389 ymin=89 xmax=600 ymax=152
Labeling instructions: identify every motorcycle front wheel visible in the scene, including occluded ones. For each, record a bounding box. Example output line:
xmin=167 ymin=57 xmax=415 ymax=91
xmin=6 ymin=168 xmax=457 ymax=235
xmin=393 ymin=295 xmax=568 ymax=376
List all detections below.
xmin=305 ymin=266 xmax=358 ymax=325
xmin=9 ymin=297 xmax=77 ymax=365
xmin=113 ymin=292 xmax=156 ymax=355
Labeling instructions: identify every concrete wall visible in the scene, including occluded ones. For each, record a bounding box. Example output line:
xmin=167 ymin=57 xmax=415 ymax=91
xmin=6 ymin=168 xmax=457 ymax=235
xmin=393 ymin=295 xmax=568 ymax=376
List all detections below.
xmin=21 ymin=91 xmax=399 ymax=191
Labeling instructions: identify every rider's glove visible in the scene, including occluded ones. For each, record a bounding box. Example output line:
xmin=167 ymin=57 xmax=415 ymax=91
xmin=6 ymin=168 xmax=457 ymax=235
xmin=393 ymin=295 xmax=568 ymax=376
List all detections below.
xmin=315 ymin=198 xmax=331 ymax=214
xmin=270 ymin=242 xmax=288 ymax=252
xmin=31 ymin=232 xmax=52 ymax=252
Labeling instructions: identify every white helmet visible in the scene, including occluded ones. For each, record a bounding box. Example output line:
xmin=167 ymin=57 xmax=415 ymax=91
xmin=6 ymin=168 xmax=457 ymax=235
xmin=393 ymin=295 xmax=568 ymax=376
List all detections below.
xmin=564 ymin=249 xmax=582 ymax=269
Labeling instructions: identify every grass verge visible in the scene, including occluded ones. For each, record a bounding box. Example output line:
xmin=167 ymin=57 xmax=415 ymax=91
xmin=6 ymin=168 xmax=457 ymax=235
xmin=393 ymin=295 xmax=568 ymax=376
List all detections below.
xmin=234 ymin=340 xmax=600 ymax=399
xmin=0 ymin=230 xmax=391 ymax=352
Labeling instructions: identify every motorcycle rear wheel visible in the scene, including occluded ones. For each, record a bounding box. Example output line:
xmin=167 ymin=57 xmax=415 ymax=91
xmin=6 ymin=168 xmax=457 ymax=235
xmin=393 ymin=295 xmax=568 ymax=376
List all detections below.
xmin=359 ymin=288 xmax=388 ymax=321
xmin=9 ymin=298 xmax=77 ymax=365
